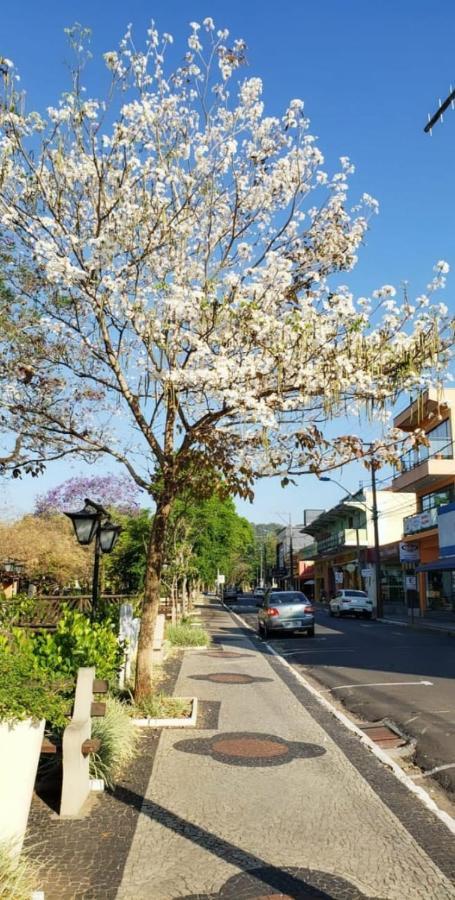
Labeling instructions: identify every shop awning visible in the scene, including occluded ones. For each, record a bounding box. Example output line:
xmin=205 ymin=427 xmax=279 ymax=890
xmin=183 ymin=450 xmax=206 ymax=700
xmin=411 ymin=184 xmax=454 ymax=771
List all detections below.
xmin=416 ymin=556 xmax=455 ymax=572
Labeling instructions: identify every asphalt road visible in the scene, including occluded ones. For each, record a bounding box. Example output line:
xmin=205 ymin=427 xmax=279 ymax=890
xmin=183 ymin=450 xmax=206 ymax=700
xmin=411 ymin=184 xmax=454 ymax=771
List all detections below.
xmin=231 ymin=595 xmax=455 ymax=800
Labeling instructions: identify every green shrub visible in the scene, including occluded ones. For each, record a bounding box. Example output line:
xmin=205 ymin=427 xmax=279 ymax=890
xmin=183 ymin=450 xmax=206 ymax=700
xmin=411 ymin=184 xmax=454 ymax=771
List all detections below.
xmin=133 ymin=693 xmax=192 ymax=719
xmin=0 ymin=841 xmax=41 ymax=900
xmin=90 ymin=698 xmax=140 ymax=789
xmin=0 ymin=594 xmax=38 ymax=632
xmin=165 ymin=621 xmax=209 ymax=647
xmin=33 ymin=608 xmax=124 ymax=684
xmin=0 ymin=634 xmax=68 ymax=727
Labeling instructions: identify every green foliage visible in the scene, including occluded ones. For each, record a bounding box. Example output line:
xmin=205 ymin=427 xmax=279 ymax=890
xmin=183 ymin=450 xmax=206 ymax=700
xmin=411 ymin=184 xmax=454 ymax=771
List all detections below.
xmin=103 ymin=509 xmax=151 ymax=593
xmin=33 ymin=608 xmax=124 ymax=684
xmin=170 ymin=495 xmax=256 ymax=586
xmin=133 ymin=693 xmax=191 ymax=719
xmin=90 ymin=698 xmax=140 ymax=790
xmin=165 ymin=621 xmax=209 ymax=647
xmin=0 ymin=841 xmax=41 ymax=900
xmin=0 ymin=633 xmax=68 ymax=726
xmin=0 ymin=594 xmax=37 ymax=631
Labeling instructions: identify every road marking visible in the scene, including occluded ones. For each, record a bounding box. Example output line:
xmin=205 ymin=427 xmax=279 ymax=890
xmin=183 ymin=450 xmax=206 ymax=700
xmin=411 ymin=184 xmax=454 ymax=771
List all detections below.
xmin=282 ymin=648 xmax=355 ymax=656
xmin=359 ymin=624 xmax=372 ymax=628
xmin=224 ymin=603 xmax=455 ymax=835
xmin=322 ymin=680 xmax=433 ymax=692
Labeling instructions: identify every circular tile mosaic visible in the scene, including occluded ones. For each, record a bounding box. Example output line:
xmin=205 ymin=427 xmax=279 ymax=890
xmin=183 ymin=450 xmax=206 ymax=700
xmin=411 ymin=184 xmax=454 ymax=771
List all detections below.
xmin=190 ymin=673 xmax=272 ymax=685
xmin=174 ymin=732 xmax=326 ymax=767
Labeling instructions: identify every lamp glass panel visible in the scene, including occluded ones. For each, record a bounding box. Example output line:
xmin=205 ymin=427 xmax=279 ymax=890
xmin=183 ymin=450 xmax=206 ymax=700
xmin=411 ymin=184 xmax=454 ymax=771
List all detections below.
xmin=100 ymin=524 xmax=119 ymax=553
xmin=66 ymin=511 xmax=98 ymax=545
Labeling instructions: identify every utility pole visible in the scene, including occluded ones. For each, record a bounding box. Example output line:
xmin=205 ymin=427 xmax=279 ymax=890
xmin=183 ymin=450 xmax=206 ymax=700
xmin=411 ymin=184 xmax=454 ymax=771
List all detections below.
xmin=289 ymin=514 xmax=294 ymax=590
xmin=371 ymin=463 xmax=382 ymax=619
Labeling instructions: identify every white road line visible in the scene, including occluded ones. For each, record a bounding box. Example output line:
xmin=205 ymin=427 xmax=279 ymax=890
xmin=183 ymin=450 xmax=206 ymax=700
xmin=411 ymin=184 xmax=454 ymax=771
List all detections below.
xmin=412 ymin=763 xmax=455 ymax=780
xmin=223 ymin=602 xmax=455 ymax=836
xmin=282 ymin=648 xmax=355 ymax=656
xmin=323 ymin=680 xmax=433 ymax=692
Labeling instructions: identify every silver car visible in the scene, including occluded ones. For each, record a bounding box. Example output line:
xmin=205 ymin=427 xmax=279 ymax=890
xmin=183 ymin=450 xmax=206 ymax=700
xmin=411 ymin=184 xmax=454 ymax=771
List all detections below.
xmin=257 ymin=590 xmax=315 ymax=638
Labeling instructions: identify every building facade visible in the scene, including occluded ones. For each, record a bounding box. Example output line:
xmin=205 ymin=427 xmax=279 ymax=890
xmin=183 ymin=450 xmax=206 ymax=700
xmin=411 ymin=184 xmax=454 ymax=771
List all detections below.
xmin=301 ymin=489 xmax=414 ymax=613
xmin=274 ymin=525 xmax=313 ymax=589
xmin=392 ymin=387 xmax=455 ymax=617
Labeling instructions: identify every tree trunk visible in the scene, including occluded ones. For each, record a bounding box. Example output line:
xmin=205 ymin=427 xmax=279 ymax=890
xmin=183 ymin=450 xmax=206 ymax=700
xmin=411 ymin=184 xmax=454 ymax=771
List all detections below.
xmin=135 ymin=495 xmax=172 ymax=701
xmin=182 ymin=576 xmax=187 ymax=618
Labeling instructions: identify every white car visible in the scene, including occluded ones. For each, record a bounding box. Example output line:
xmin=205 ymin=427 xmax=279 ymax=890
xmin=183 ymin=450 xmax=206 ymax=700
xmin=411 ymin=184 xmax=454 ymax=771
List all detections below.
xmin=329 ymin=589 xmax=373 ymax=619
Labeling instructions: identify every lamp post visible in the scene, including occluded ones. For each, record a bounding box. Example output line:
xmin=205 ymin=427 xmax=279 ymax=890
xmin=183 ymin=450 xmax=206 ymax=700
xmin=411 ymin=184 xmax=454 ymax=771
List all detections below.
xmin=65 ymin=498 xmax=121 ymax=621
xmin=319 ymin=474 xmax=382 ymax=619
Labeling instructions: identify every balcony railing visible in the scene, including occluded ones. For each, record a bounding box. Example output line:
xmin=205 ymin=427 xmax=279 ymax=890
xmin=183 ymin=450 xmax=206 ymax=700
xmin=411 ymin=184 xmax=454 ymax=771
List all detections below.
xmin=394 ymin=437 xmax=453 ymax=477
xmin=301 ymin=542 xmax=317 ymax=560
xmin=403 ymin=506 xmax=439 ymax=535
xmin=301 ymin=529 xmax=367 ymax=559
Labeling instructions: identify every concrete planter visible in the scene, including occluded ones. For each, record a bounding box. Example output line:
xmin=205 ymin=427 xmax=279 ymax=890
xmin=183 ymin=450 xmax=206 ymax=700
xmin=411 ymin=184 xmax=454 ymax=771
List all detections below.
xmin=0 ymin=717 xmax=45 ymax=853
xmin=132 ymin=697 xmax=198 ymax=728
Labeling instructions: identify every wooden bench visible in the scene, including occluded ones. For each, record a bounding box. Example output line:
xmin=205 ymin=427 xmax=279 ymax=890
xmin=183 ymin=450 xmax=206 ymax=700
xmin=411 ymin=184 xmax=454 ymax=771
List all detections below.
xmin=40 ymin=670 xmax=109 ymax=817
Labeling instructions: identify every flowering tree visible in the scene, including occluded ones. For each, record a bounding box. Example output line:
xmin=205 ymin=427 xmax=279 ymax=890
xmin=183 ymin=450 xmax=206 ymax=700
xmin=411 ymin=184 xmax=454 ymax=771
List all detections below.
xmin=0 ymin=514 xmax=91 ymax=588
xmin=35 ymin=473 xmax=141 ymax=515
xmin=0 ymin=253 xmax=60 ymax=477
xmin=0 ymin=24 xmax=451 ymax=696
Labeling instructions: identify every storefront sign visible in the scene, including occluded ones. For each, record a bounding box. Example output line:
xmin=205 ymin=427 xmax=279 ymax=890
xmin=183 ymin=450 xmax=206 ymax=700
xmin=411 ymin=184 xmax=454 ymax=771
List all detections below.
xmin=361 ymin=568 xmax=373 ymax=578
xmin=334 ymin=571 xmax=343 ymax=584
xmin=405 ymin=575 xmax=417 ymax=590
xmin=438 ymin=502 xmax=455 ymax=558
xmin=399 ymin=542 xmax=420 ymax=562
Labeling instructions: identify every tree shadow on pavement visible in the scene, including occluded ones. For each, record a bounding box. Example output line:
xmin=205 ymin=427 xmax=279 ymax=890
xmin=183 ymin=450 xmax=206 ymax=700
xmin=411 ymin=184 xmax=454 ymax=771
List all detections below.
xmin=113 ymin=788 xmax=384 ymax=899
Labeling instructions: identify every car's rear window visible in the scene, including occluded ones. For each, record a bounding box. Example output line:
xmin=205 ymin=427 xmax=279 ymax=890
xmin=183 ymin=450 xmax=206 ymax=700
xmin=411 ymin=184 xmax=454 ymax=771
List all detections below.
xmin=343 ymin=591 xmax=368 ymax=598
xmin=268 ymin=592 xmax=308 ymax=605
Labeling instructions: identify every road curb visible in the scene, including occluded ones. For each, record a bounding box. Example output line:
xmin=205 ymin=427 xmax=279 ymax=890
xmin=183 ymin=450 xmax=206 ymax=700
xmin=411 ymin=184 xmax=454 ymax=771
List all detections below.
xmin=223 ymin=602 xmax=455 ymax=837
xmin=378 ymin=616 xmax=455 ymax=637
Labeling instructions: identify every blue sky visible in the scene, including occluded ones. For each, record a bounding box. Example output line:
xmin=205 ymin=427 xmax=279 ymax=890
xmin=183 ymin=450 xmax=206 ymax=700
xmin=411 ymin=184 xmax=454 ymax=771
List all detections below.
xmin=2 ymin=0 xmax=455 ymax=523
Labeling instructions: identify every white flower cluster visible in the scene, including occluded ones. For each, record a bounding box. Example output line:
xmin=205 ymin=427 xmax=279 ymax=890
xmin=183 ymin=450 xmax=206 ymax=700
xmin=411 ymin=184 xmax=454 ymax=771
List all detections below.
xmin=0 ymin=19 xmax=451 ymax=489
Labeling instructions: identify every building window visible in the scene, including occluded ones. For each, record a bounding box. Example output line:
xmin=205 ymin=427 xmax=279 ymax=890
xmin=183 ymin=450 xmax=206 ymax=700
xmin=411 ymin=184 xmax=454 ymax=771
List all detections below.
xmin=426 ymin=419 xmax=453 ymax=459
xmin=399 ymin=418 xmax=453 ymax=473
xmin=420 ymin=485 xmax=455 ymax=513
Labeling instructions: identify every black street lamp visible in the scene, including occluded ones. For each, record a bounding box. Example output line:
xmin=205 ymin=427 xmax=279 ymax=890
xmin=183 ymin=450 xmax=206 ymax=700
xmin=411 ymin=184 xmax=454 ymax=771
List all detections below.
xmin=65 ymin=498 xmax=121 ymax=620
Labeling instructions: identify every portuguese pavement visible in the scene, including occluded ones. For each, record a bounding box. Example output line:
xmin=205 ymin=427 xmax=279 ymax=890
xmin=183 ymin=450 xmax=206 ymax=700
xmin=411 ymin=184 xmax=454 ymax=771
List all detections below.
xmin=115 ymin=601 xmax=455 ymax=900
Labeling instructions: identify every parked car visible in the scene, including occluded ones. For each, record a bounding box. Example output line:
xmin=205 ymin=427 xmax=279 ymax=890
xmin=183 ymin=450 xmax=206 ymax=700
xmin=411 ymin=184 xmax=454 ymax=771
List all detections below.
xmin=257 ymin=590 xmax=315 ymax=638
xmin=254 ymin=587 xmax=265 ymax=597
xmin=329 ymin=589 xmax=373 ymax=618
xmin=224 ymin=586 xmax=238 ymax=603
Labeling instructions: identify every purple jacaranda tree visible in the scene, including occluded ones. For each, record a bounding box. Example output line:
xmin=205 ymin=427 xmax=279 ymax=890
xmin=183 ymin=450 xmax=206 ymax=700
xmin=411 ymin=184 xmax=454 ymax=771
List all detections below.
xmin=35 ymin=474 xmax=142 ymax=516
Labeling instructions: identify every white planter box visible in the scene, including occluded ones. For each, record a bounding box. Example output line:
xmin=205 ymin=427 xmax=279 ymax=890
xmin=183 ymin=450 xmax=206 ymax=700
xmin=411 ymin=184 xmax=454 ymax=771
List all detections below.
xmin=132 ymin=697 xmax=198 ymax=728
xmin=0 ymin=718 xmax=45 ymax=853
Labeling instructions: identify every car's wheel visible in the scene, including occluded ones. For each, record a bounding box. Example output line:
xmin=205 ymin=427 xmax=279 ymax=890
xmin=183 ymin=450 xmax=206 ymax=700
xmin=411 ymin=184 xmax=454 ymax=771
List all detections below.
xmin=364 ymin=611 xmax=372 ymax=619
xmin=307 ymin=626 xmax=315 ymax=637
xmin=329 ymin=607 xmax=334 ymax=617
xmin=257 ymin=622 xmax=264 ymax=638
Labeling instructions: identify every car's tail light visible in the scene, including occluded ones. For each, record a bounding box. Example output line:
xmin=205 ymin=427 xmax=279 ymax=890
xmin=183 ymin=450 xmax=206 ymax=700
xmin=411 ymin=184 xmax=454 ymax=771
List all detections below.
xmin=266 ymin=607 xmax=280 ymax=617
xmin=303 ymin=605 xmax=315 ymax=614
